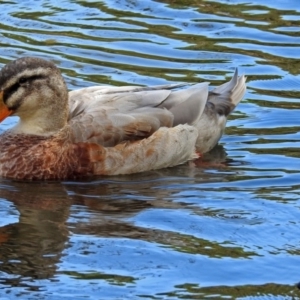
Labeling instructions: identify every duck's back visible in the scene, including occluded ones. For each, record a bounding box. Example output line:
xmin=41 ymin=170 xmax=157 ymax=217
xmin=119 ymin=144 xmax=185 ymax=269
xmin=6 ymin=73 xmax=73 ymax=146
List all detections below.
xmin=67 ymin=83 xmax=208 ymax=146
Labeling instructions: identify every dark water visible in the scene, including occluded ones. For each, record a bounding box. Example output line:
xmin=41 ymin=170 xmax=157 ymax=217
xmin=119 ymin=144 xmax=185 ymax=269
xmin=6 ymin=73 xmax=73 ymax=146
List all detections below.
xmin=0 ymin=0 xmax=300 ymax=299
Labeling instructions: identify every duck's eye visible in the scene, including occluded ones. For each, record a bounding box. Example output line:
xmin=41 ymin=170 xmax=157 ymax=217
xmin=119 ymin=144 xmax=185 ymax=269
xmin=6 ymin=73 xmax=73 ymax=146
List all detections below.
xmin=18 ymin=77 xmax=28 ymax=85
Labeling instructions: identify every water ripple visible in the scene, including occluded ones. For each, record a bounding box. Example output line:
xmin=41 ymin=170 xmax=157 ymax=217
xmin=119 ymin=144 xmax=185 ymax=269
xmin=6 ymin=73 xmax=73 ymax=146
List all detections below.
xmin=0 ymin=0 xmax=300 ymax=299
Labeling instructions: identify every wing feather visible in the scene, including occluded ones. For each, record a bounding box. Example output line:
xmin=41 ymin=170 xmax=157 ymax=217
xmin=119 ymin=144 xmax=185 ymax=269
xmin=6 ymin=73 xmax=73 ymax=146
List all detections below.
xmin=67 ymin=83 xmax=209 ymax=146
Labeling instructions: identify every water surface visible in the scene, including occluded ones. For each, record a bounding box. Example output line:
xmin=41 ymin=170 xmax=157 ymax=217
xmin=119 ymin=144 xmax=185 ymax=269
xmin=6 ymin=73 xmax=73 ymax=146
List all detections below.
xmin=0 ymin=0 xmax=300 ymax=299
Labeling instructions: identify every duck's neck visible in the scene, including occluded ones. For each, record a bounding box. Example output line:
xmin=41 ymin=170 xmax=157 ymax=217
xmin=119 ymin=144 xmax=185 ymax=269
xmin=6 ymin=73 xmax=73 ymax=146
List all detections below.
xmin=10 ymin=101 xmax=69 ymax=136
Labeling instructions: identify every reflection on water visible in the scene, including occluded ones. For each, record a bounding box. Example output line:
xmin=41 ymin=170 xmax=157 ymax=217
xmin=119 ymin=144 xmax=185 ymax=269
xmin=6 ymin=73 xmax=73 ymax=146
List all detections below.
xmin=0 ymin=0 xmax=300 ymax=299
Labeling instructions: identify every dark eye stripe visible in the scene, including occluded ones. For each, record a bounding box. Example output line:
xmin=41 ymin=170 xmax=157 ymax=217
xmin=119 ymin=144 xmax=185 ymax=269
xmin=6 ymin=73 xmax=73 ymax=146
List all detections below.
xmin=3 ymin=74 xmax=46 ymax=109
xmin=18 ymin=77 xmax=28 ymax=84
xmin=3 ymin=82 xmax=19 ymax=105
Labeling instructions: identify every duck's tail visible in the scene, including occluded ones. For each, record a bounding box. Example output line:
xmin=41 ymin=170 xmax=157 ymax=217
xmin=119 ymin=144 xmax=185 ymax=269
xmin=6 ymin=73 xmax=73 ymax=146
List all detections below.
xmin=207 ymin=69 xmax=247 ymax=116
xmin=194 ymin=70 xmax=247 ymax=154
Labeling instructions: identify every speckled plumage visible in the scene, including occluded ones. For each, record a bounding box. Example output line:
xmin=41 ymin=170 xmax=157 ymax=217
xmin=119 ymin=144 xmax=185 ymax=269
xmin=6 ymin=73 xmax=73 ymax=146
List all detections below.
xmin=0 ymin=57 xmax=246 ymax=180
xmin=0 ymin=128 xmax=91 ymax=180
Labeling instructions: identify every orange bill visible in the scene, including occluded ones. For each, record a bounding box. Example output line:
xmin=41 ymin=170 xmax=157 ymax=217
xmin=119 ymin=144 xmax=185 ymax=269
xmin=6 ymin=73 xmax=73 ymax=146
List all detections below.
xmin=0 ymin=91 xmax=12 ymax=122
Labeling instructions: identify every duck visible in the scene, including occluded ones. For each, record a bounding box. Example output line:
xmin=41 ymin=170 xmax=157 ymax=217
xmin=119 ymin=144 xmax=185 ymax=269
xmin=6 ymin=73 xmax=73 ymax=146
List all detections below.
xmin=0 ymin=57 xmax=246 ymax=180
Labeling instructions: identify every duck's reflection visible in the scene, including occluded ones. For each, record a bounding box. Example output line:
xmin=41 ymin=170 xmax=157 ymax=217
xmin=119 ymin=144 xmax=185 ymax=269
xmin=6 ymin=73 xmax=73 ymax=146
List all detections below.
xmin=0 ymin=182 xmax=71 ymax=282
xmin=0 ymin=145 xmax=236 ymax=285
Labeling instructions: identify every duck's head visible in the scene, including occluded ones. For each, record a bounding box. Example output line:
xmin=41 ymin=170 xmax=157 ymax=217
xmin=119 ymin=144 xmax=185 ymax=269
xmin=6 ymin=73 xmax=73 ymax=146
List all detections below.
xmin=0 ymin=57 xmax=69 ymax=136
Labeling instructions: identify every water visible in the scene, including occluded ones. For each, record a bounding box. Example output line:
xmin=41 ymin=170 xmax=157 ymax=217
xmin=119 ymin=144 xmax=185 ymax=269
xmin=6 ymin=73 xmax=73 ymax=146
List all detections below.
xmin=0 ymin=0 xmax=300 ymax=299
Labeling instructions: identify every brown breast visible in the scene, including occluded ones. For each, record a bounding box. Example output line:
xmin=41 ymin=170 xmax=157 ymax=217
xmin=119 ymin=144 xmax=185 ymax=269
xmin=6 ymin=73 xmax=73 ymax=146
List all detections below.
xmin=0 ymin=131 xmax=96 ymax=180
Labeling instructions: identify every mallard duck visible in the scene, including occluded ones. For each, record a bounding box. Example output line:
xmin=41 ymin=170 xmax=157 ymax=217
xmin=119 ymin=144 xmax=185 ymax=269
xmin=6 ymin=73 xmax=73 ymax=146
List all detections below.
xmin=0 ymin=57 xmax=246 ymax=180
